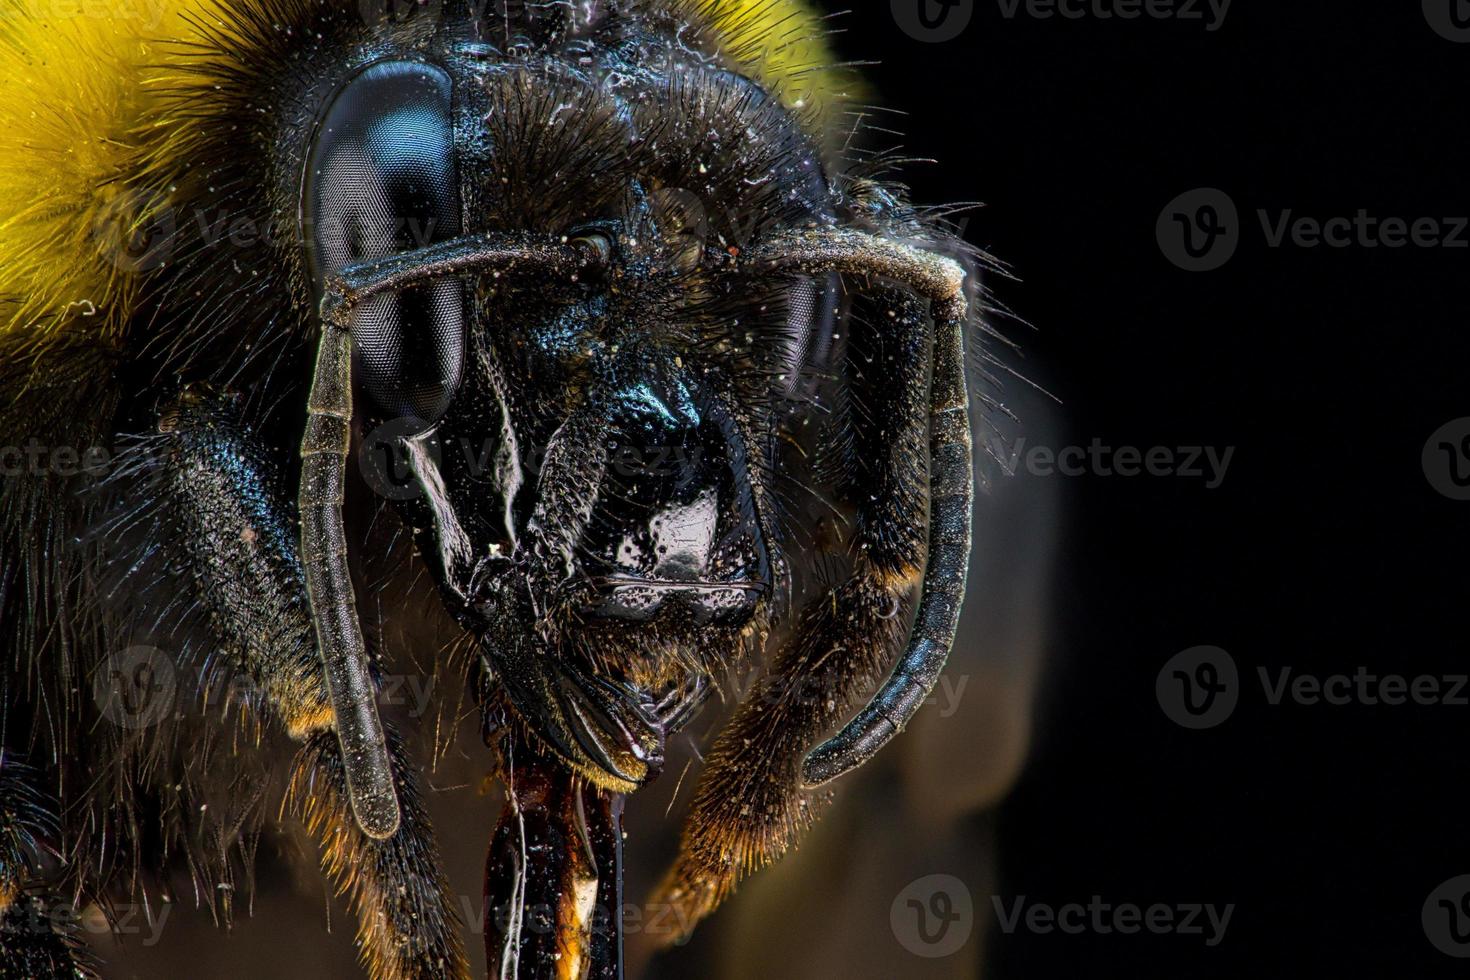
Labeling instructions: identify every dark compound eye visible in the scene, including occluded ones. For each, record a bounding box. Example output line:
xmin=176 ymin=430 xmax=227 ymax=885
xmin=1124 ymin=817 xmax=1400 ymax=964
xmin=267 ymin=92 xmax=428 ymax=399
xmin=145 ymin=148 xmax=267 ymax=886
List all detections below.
xmin=305 ymin=60 xmax=463 ymax=427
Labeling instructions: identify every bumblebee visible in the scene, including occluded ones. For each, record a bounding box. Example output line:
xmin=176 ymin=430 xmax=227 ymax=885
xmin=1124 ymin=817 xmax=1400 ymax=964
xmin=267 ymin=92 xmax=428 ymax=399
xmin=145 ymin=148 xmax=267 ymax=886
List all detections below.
xmin=0 ymin=1 xmax=988 ymax=976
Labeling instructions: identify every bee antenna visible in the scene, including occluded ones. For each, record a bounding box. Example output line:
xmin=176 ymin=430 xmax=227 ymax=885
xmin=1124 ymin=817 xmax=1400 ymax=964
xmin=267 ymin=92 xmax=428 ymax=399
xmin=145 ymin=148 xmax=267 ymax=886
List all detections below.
xmin=302 ymin=230 xmax=602 ymax=839
xmin=299 ymin=322 xmax=403 ymax=840
xmin=737 ymin=228 xmax=975 ymax=787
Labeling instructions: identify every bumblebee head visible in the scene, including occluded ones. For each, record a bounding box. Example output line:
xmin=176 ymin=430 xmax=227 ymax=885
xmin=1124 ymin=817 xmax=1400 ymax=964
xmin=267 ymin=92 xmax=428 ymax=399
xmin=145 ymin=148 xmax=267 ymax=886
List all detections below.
xmin=298 ymin=12 xmax=840 ymax=792
xmin=0 ymin=0 xmax=975 ymax=889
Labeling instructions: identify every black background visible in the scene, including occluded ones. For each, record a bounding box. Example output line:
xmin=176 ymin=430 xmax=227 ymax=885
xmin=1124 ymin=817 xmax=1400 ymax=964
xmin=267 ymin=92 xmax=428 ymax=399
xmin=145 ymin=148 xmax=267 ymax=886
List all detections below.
xmin=842 ymin=1 xmax=1469 ymax=977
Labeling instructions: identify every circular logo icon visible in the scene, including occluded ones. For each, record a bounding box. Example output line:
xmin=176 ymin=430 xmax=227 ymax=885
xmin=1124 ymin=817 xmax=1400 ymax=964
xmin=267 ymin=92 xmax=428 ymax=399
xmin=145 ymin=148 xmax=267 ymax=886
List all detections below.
xmin=1156 ymin=646 xmax=1239 ymax=729
xmin=1423 ymin=418 xmax=1470 ymax=500
xmin=891 ymin=874 xmax=974 ymax=958
xmin=359 ymin=0 xmax=444 ymax=26
xmin=1424 ymin=876 xmax=1470 ymax=957
xmin=359 ymin=417 xmax=438 ymax=502
xmin=93 ymin=646 xmax=176 ymax=729
xmin=1157 ymin=188 xmax=1240 ymax=272
xmin=1424 ymin=0 xmax=1470 ymax=42
xmin=890 ymin=0 xmax=974 ymax=43
xmin=92 ymin=188 xmax=176 ymax=274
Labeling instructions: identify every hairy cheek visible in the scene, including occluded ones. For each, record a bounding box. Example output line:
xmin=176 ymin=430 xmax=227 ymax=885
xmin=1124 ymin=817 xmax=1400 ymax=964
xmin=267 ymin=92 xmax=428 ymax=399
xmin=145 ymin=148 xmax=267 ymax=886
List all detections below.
xmin=342 ymin=490 xmax=476 ymax=677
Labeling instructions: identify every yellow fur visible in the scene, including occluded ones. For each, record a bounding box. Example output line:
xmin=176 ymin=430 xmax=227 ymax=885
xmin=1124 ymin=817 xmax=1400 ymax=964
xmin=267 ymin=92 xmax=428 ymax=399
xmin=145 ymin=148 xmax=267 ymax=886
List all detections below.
xmin=0 ymin=3 xmax=204 ymax=357
xmin=695 ymin=0 xmax=851 ymax=127
xmin=0 ymin=0 xmax=845 ymax=360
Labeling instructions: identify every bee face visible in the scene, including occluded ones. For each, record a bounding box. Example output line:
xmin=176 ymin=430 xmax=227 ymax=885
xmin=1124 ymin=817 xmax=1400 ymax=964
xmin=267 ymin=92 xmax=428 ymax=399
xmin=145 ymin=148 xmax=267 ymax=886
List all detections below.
xmin=296 ymin=13 xmax=837 ymax=788
xmin=0 ymin=2 xmax=978 ymax=970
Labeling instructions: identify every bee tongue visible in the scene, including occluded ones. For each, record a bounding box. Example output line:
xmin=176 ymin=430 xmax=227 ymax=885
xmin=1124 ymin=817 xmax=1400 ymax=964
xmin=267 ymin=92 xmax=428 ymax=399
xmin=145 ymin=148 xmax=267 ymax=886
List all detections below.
xmin=482 ymin=635 xmax=666 ymax=789
xmin=556 ymin=665 xmax=668 ymax=773
xmin=484 ymin=739 xmax=624 ymax=977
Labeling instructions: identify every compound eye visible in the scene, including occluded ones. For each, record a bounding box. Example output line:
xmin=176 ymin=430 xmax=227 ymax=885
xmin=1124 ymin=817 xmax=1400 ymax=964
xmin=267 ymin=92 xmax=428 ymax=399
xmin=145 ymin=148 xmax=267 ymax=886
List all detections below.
xmin=306 ymin=60 xmax=463 ymax=428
